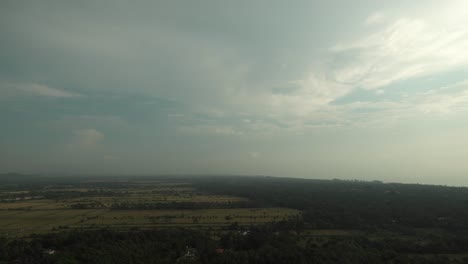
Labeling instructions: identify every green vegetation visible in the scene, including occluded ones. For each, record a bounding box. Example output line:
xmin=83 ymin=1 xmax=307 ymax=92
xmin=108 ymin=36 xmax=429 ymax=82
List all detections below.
xmin=0 ymin=208 xmax=298 ymax=236
xmin=0 ymin=176 xmax=298 ymax=237
xmin=2 ymin=174 xmax=468 ymax=263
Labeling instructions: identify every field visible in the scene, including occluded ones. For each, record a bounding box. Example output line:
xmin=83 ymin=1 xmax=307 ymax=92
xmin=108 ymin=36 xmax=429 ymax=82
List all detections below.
xmin=4 ymin=175 xmax=468 ymax=263
xmin=0 ymin=208 xmax=298 ymax=237
xmin=0 ymin=179 xmax=300 ymax=237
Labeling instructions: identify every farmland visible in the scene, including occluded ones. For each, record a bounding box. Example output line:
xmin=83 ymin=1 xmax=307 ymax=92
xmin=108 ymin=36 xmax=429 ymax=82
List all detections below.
xmin=0 ymin=208 xmax=298 ymax=237
xmin=0 ymin=177 xmax=299 ymax=237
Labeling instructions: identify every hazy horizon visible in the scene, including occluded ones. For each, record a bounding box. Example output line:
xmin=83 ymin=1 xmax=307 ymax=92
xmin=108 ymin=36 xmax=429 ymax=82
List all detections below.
xmin=1 ymin=1 xmax=468 ymax=186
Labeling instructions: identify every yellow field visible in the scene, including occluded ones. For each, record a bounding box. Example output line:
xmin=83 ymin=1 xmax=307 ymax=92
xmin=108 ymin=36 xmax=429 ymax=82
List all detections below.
xmin=0 ymin=199 xmax=69 ymax=210
xmin=0 ymin=181 xmax=302 ymax=237
xmin=0 ymin=208 xmax=300 ymax=237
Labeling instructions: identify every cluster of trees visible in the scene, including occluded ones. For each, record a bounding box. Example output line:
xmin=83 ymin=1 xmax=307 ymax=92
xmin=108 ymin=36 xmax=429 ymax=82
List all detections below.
xmin=3 ymin=224 xmax=468 ymax=264
xmin=193 ymin=176 xmax=468 ymax=230
xmin=110 ymin=201 xmax=254 ymax=210
xmin=69 ymin=201 xmax=254 ymax=210
xmin=31 ymin=190 xmax=124 ymax=200
xmin=70 ymin=202 xmax=106 ymax=209
xmin=0 ymin=229 xmax=215 ymax=264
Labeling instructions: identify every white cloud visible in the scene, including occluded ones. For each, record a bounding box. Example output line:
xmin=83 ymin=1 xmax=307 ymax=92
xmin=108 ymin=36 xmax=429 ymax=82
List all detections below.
xmin=415 ymin=80 xmax=468 ymax=114
xmin=331 ymin=9 xmax=468 ymax=90
xmin=3 ymin=1 xmax=468 ymax=136
xmin=376 ymin=89 xmax=385 ymax=95
xmin=71 ymin=129 xmax=104 ymax=147
xmin=55 ymin=115 xmax=126 ymax=129
xmin=178 ymin=125 xmax=243 ymax=136
xmin=224 ymin=2 xmax=468 ymax=130
xmin=324 ymin=79 xmax=468 ymax=127
xmin=417 ymin=91 xmax=468 ymax=114
xmin=15 ymin=83 xmax=81 ymax=97
xmin=250 ymin=152 xmax=260 ymax=159
xmin=365 ymin=12 xmax=385 ymax=25
xmin=264 ymin=73 xmax=351 ymax=117
xmin=242 ymin=2 xmax=468 ymax=131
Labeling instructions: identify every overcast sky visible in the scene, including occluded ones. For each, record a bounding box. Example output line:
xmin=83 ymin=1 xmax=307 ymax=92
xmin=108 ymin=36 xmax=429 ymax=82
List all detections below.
xmin=1 ymin=1 xmax=468 ymax=185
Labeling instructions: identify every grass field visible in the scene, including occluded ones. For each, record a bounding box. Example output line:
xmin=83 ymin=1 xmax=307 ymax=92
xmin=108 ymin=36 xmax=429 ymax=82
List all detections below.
xmin=0 ymin=208 xmax=300 ymax=237
xmin=0 ymin=199 xmax=69 ymax=210
xmin=0 ymin=180 xmax=301 ymax=237
xmin=0 ymin=181 xmax=247 ymax=210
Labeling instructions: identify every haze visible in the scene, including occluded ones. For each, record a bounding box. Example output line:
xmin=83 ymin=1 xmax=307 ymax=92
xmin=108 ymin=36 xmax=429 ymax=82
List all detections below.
xmin=1 ymin=1 xmax=468 ymax=185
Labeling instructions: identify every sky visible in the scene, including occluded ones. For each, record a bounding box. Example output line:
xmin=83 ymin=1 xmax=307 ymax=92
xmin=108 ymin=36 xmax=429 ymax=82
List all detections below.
xmin=1 ymin=0 xmax=468 ymax=185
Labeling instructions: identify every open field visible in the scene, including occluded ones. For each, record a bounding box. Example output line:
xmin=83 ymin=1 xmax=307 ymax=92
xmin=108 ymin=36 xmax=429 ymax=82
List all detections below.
xmin=0 ymin=179 xmax=300 ymax=237
xmin=0 ymin=208 xmax=300 ymax=237
xmin=0 ymin=180 xmax=248 ymax=210
xmin=0 ymin=199 xmax=70 ymax=210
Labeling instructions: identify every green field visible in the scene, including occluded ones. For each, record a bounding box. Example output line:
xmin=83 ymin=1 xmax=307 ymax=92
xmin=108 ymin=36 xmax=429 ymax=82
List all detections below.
xmin=0 ymin=180 xmax=300 ymax=237
xmin=0 ymin=208 xmax=299 ymax=237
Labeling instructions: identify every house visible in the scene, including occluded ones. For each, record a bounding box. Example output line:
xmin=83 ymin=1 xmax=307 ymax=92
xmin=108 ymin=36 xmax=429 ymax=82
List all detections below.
xmin=44 ymin=249 xmax=56 ymax=255
xmin=184 ymin=247 xmax=197 ymax=258
xmin=176 ymin=247 xmax=198 ymax=263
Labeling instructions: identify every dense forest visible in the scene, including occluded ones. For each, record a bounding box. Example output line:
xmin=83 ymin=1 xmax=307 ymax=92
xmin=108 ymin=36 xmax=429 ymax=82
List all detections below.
xmin=2 ymin=223 xmax=468 ymax=264
xmin=193 ymin=176 xmax=468 ymax=230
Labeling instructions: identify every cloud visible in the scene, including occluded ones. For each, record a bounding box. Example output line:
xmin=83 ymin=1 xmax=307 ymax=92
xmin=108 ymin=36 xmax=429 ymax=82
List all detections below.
xmin=55 ymin=115 xmax=127 ymax=129
xmin=272 ymin=73 xmax=351 ymax=115
xmin=70 ymin=129 xmax=104 ymax=148
xmin=103 ymin=155 xmax=120 ymax=161
xmin=326 ymin=79 xmax=468 ymax=128
xmin=2 ymin=0 xmax=468 ymax=136
xmin=250 ymin=152 xmax=260 ymax=159
xmin=330 ymin=12 xmax=468 ymax=90
xmin=417 ymin=90 xmax=468 ymax=114
xmin=376 ymin=89 xmax=385 ymax=95
xmin=415 ymin=80 xmax=468 ymax=114
xmin=242 ymin=2 xmax=468 ymax=131
xmin=217 ymin=2 xmax=468 ymax=130
xmin=12 ymin=83 xmax=81 ymax=98
xmin=365 ymin=12 xmax=385 ymax=25
xmin=178 ymin=125 xmax=244 ymax=136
